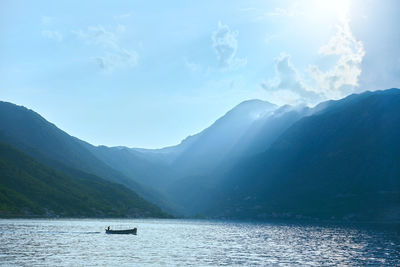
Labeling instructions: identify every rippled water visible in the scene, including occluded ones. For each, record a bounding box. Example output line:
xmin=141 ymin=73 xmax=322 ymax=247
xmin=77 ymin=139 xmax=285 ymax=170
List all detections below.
xmin=0 ymin=219 xmax=399 ymax=266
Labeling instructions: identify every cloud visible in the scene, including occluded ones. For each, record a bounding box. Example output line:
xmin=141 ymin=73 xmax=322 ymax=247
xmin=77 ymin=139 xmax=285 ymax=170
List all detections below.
xmin=184 ymin=57 xmax=201 ymax=72
xmin=41 ymin=30 xmax=63 ymax=42
xmin=262 ymin=54 xmax=320 ymax=104
xmin=308 ymin=19 xmax=365 ymax=99
xmin=41 ymin=16 xmax=53 ymax=25
xmin=41 ymin=16 xmax=62 ymax=42
xmin=254 ymin=3 xmax=305 ymax=21
xmin=73 ymin=25 xmax=137 ymax=71
xmin=95 ymin=49 xmax=138 ymax=70
xmin=262 ymin=16 xmax=365 ymax=104
xmin=114 ymin=13 xmax=131 ymax=20
xmin=212 ymin=22 xmax=246 ymax=70
xmin=266 ymin=7 xmax=300 ymax=17
xmin=74 ymin=25 xmax=119 ymax=49
xmin=239 ymin=7 xmax=257 ymax=12
xmin=264 ymin=34 xmax=277 ymax=44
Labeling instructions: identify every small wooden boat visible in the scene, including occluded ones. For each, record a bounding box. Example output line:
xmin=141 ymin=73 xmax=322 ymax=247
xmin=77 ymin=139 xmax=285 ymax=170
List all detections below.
xmin=105 ymin=227 xmax=137 ymax=235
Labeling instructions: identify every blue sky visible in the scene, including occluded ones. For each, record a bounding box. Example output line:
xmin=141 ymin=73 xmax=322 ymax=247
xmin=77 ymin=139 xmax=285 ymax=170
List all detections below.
xmin=1 ymin=0 xmax=399 ymax=148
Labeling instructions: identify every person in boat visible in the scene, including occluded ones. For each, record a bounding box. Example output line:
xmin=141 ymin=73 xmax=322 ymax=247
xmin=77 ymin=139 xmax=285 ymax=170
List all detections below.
xmin=107 ymin=226 xmax=110 ymax=230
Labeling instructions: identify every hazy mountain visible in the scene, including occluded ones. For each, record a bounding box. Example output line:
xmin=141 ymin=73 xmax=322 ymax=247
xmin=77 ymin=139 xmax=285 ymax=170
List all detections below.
xmin=101 ymin=99 xmax=311 ymax=216
xmin=2 ymin=89 xmax=398 ymax=221
xmin=0 ymin=141 xmax=169 ymax=218
xmin=83 ymin=145 xmax=174 ymax=191
xmin=170 ymin=99 xmax=277 ymax=175
xmin=161 ymin=100 xmax=314 ymax=215
xmin=130 ymin=134 xmax=200 ymax=165
xmin=229 ymin=105 xmax=310 ymax=157
xmin=81 ymin=143 xmax=182 ymax=214
xmin=86 ymin=99 xmax=283 ymax=215
xmin=208 ymin=89 xmax=400 ymax=222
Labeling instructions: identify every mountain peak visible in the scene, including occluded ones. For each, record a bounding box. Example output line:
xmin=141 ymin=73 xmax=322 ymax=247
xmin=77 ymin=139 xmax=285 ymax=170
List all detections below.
xmin=233 ymin=99 xmax=276 ymax=110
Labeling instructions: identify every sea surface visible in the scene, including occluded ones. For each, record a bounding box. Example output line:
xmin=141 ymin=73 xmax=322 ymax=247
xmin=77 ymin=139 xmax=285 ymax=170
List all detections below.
xmin=0 ymin=219 xmax=399 ymax=266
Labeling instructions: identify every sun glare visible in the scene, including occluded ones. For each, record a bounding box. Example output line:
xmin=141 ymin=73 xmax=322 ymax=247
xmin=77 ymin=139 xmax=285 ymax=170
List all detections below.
xmin=315 ymin=0 xmax=350 ymax=21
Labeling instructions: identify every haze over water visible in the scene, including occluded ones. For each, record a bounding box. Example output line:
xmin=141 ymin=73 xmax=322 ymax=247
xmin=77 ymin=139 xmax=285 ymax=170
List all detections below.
xmin=1 ymin=219 xmax=399 ymax=266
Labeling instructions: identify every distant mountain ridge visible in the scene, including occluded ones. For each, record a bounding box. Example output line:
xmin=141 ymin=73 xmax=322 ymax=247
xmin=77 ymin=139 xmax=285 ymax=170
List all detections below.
xmin=170 ymin=100 xmax=276 ymax=174
xmin=0 ymin=141 xmax=168 ymax=218
xmin=80 ymin=99 xmax=283 ymax=215
xmin=207 ymin=88 xmax=400 ymax=221
xmin=0 ymin=101 xmax=172 ymax=217
xmin=1 ymin=89 xmax=399 ymax=221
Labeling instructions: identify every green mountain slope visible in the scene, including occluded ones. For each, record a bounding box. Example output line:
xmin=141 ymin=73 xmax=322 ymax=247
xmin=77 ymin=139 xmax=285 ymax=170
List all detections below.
xmin=0 ymin=141 xmax=169 ymax=218
xmin=0 ymin=101 xmax=172 ymax=213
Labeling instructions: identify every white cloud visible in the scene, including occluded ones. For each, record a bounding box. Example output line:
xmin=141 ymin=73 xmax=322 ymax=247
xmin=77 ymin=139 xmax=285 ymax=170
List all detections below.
xmin=73 ymin=24 xmax=137 ymax=71
xmin=264 ymin=34 xmax=277 ymax=44
xmin=95 ymin=49 xmax=138 ymax=70
xmin=184 ymin=57 xmax=201 ymax=73
xmin=265 ymin=89 xmax=305 ymax=106
xmin=41 ymin=30 xmax=63 ymax=42
xmin=262 ymin=16 xmax=365 ymax=104
xmin=114 ymin=13 xmax=131 ymax=20
xmin=41 ymin=16 xmax=62 ymax=42
xmin=239 ymin=7 xmax=257 ymax=12
xmin=41 ymin=16 xmax=53 ymax=25
xmin=254 ymin=3 xmax=305 ymax=21
xmin=266 ymin=7 xmax=299 ymax=17
xmin=74 ymin=25 xmax=119 ymax=49
xmin=212 ymin=22 xmax=247 ymax=70
xmin=262 ymin=54 xmax=320 ymax=104
xmin=308 ymin=18 xmax=365 ymax=99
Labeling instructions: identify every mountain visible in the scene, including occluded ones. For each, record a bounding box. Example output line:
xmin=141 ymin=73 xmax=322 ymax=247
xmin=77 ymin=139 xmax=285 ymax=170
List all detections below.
xmin=0 ymin=101 xmax=173 ymax=213
xmin=0 ymin=141 xmax=168 ymax=218
xmin=170 ymin=99 xmax=277 ymax=175
xmin=2 ymin=88 xmax=398 ymax=221
xmin=228 ymin=104 xmax=310 ymax=157
xmin=139 ymin=100 xmax=283 ymax=214
xmin=155 ymin=100 xmax=315 ymax=215
xmin=0 ymin=102 xmax=136 ymax=188
xmin=82 ymin=99 xmax=282 ymax=215
xmin=81 ymin=143 xmax=181 ymax=214
xmin=82 ymin=145 xmax=174 ymax=192
xmin=208 ymin=89 xmax=400 ymax=222
xmin=91 ymin=100 xmax=312 ymax=216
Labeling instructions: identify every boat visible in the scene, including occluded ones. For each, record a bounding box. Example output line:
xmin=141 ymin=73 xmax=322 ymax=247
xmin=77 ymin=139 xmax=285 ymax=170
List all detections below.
xmin=105 ymin=227 xmax=137 ymax=235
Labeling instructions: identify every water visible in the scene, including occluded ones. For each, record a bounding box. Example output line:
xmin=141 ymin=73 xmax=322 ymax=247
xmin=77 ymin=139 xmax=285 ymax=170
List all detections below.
xmin=0 ymin=219 xmax=399 ymax=266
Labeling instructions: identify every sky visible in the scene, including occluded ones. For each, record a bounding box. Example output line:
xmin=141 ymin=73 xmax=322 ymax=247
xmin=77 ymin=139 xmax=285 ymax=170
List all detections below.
xmin=1 ymin=0 xmax=399 ymax=148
